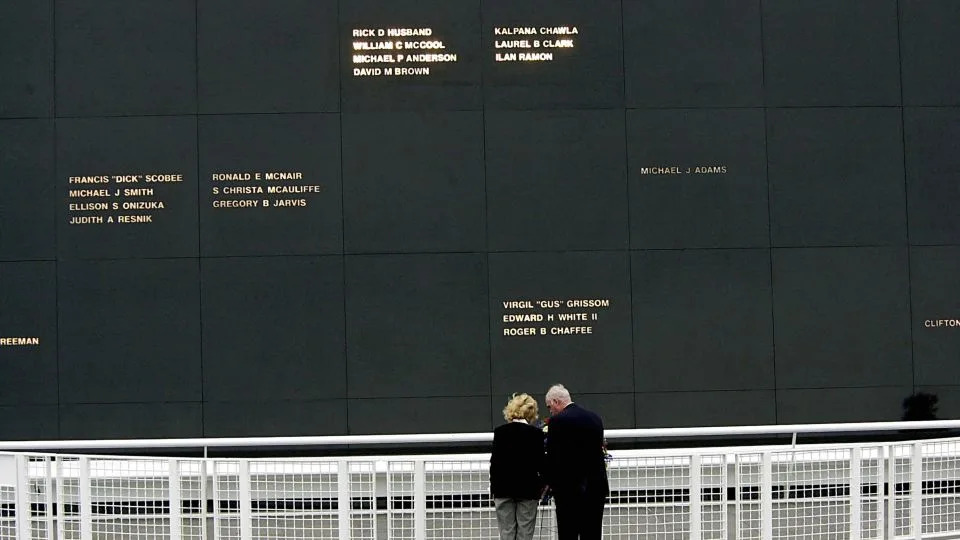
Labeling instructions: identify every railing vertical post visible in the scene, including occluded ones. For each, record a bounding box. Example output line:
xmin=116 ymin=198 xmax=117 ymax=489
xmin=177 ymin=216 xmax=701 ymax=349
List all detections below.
xmin=851 ymin=448 xmax=861 ymax=540
xmin=911 ymin=444 xmax=922 ymax=540
xmin=44 ymin=457 xmax=55 ymax=539
xmin=887 ymin=446 xmax=896 ymax=540
xmin=55 ymin=459 xmax=66 ymax=540
xmin=761 ymin=453 xmax=773 ymax=540
xmin=876 ymin=447 xmax=885 ymax=540
xmin=169 ymin=459 xmax=181 ymax=540
xmin=203 ymin=442 xmax=209 ymax=540
xmin=338 ymin=460 xmax=351 ymax=540
xmin=414 ymin=460 xmax=427 ymax=540
xmin=78 ymin=457 xmax=91 ymax=540
xmin=201 ymin=460 xmax=209 ymax=540
xmin=15 ymin=455 xmax=31 ymax=540
xmin=690 ymin=454 xmax=701 ymax=540
xmin=211 ymin=461 xmax=220 ymax=539
xmin=239 ymin=459 xmax=252 ymax=540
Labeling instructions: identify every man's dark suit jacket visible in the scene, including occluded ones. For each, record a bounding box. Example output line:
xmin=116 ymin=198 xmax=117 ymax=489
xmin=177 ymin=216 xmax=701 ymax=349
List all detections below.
xmin=544 ymin=403 xmax=609 ymax=498
xmin=490 ymin=422 xmax=546 ymax=500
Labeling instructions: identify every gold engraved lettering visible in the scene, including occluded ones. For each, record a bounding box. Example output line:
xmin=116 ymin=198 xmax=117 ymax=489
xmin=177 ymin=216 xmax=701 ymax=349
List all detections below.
xmin=504 ymin=327 xmax=537 ymax=336
xmin=0 ymin=337 xmax=40 ymax=346
xmin=501 ymin=298 xmax=610 ymax=338
xmin=924 ymin=319 xmax=960 ymax=328
xmin=213 ymin=200 xmax=260 ymax=208
xmin=353 ymin=41 xmax=394 ymax=50
xmin=539 ymin=26 xmax=578 ymax=35
xmin=395 ymin=67 xmax=429 ymax=75
xmin=492 ymin=25 xmax=577 ymax=62
xmin=68 ymin=189 xmax=110 ymax=197
xmin=271 ymin=198 xmax=307 ymax=207
xmin=566 ymin=299 xmax=610 ymax=308
xmin=550 ymin=326 xmax=593 ymax=335
xmin=266 ymin=185 xmax=321 ymax=194
xmin=351 ymin=27 xmax=455 ymax=77
xmin=386 ymin=28 xmax=432 ymax=37
xmin=121 ymin=201 xmax=163 ymax=210
xmin=117 ymin=215 xmax=153 ymax=223
xmin=639 ymin=165 xmax=728 ymax=175
xmin=69 ymin=216 xmax=104 ymax=225
xmin=519 ymin=52 xmax=552 ymax=61
xmin=496 ymin=40 xmax=531 ymax=49
xmin=353 ymin=54 xmax=395 ymax=63
xmin=68 ymin=176 xmax=109 ymax=184
xmin=68 ymin=202 xmax=109 ymax=211
xmin=404 ymin=53 xmax=456 ymax=62
xmin=503 ymin=314 xmax=544 ymax=322
xmin=495 ymin=27 xmax=536 ymax=35
xmin=144 ymin=174 xmax=182 ymax=182
xmin=212 ymin=173 xmax=251 ymax=181
xmin=223 ymin=186 xmax=264 ymax=195
xmin=264 ymin=172 xmax=303 ymax=180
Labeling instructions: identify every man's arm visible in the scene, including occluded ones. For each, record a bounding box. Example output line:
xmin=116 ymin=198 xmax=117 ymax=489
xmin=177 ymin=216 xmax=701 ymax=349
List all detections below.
xmin=544 ymin=416 xmax=563 ymax=489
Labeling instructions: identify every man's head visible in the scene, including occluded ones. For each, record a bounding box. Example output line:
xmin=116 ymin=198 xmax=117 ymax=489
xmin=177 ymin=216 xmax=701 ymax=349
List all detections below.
xmin=545 ymin=384 xmax=572 ymax=416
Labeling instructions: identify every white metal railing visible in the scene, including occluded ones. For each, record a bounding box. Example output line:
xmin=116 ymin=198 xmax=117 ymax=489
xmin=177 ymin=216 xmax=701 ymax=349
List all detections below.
xmin=2 ymin=420 xmax=960 ymax=453
xmin=0 ymin=421 xmax=959 ymax=539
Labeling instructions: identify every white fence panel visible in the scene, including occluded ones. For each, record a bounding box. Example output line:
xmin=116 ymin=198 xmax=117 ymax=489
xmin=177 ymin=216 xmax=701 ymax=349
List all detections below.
xmin=0 ymin=430 xmax=959 ymax=538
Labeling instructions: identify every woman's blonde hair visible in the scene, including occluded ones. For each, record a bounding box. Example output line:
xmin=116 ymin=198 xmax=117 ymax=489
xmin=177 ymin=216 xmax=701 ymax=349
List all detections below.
xmin=502 ymin=393 xmax=538 ymax=422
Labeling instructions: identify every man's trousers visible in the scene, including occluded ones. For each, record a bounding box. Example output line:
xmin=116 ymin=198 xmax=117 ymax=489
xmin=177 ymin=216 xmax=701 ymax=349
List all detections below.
xmin=553 ymin=490 xmax=605 ymax=540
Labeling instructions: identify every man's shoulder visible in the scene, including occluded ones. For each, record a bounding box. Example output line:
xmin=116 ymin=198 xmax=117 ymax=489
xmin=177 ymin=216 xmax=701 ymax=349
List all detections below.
xmin=563 ymin=403 xmax=591 ymax=418
xmin=583 ymin=406 xmax=603 ymax=424
xmin=560 ymin=404 xmax=604 ymax=426
xmin=583 ymin=407 xmax=604 ymax=427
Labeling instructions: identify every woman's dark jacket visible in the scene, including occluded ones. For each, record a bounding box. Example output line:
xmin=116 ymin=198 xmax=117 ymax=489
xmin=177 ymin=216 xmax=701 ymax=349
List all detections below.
xmin=490 ymin=421 xmax=546 ymax=500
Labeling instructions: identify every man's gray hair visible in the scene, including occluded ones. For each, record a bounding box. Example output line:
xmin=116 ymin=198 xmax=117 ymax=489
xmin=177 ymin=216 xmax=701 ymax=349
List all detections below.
xmin=546 ymin=384 xmax=571 ymax=404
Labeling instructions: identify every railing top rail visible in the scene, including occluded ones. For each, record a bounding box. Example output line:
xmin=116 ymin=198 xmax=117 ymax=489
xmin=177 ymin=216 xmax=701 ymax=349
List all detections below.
xmin=10 ymin=435 xmax=960 ymax=463
xmin=0 ymin=419 xmax=957 ymax=451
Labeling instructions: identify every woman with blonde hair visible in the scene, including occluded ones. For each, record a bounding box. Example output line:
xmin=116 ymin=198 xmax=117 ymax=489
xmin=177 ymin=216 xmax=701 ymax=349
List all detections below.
xmin=490 ymin=393 xmax=545 ymax=540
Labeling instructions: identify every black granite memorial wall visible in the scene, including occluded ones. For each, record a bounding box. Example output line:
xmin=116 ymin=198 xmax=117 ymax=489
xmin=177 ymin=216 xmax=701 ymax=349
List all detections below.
xmin=1 ymin=0 xmax=958 ymax=439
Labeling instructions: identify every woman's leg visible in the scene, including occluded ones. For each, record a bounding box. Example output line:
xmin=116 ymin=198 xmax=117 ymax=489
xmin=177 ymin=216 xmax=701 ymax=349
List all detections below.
xmin=494 ymin=497 xmax=518 ymax=540
xmin=514 ymin=499 xmax=539 ymax=540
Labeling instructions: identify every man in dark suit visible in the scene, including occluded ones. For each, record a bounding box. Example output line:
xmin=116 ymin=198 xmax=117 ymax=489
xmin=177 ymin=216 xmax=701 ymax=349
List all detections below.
xmin=544 ymin=384 xmax=608 ymax=540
